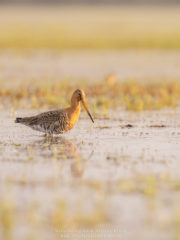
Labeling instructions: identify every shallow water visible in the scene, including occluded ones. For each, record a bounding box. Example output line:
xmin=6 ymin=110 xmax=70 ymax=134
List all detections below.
xmin=0 ymin=107 xmax=180 ymax=240
xmin=1 ymin=50 xmax=180 ymax=87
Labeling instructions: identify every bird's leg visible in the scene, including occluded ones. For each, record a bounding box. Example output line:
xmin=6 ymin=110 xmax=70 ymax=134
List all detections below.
xmin=52 ymin=133 xmax=57 ymax=138
xmin=45 ymin=131 xmax=49 ymax=140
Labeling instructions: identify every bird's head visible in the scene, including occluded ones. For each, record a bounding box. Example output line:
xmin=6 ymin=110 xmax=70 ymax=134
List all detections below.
xmin=71 ymin=89 xmax=94 ymax=123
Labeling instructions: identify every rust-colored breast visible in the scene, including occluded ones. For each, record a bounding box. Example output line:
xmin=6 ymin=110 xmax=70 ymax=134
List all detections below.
xmin=66 ymin=105 xmax=80 ymax=131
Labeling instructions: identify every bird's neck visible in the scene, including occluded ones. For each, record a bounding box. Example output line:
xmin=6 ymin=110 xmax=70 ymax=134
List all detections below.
xmin=71 ymin=99 xmax=80 ymax=110
xmin=66 ymin=101 xmax=81 ymax=127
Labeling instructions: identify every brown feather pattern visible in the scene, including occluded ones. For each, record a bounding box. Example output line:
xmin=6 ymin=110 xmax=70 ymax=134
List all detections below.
xmin=17 ymin=110 xmax=69 ymax=134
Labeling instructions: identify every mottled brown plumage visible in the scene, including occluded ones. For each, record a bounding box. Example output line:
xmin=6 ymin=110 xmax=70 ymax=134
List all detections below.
xmin=15 ymin=89 xmax=94 ymax=135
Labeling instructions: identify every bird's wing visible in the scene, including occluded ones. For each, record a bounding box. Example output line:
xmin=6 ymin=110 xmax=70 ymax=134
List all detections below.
xmin=21 ymin=110 xmax=67 ymax=126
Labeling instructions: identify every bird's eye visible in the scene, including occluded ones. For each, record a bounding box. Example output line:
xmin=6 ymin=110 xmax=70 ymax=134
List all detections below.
xmin=78 ymin=93 xmax=82 ymax=100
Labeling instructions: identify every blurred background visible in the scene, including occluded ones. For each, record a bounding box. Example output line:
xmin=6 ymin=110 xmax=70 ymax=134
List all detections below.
xmin=1 ymin=0 xmax=180 ymax=4
xmin=1 ymin=0 xmax=180 ymax=50
xmin=0 ymin=0 xmax=180 ymax=102
xmin=0 ymin=0 xmax=180 ymax=85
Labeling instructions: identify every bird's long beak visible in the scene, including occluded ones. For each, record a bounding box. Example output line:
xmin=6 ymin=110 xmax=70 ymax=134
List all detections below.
xmin=81 ymin=100 xmax=94 ymax=123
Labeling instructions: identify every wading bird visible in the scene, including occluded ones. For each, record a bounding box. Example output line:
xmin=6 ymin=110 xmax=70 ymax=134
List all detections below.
xmin=15 ymin=89 xmax=94 ymax=135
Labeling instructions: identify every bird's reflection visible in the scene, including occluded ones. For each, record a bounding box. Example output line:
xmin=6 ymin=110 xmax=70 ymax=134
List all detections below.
xmin=30 ymin=135 xmax=86 ymax=178
xmin=70 ymin=159 xmax=86 ymax=178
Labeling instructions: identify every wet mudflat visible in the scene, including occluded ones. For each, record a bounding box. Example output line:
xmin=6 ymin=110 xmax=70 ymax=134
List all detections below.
xmin=0 ymin=107 xmax=180 ymax=240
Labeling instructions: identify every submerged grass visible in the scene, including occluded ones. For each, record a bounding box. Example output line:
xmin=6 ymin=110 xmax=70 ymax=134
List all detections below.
xmin=1 ymin=174 xmax=180 ymax=240
xmin=0 ymin=78 xmax=180 ymax=112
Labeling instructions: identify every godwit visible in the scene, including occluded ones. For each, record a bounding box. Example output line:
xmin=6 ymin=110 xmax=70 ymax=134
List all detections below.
xmin=15 ymin=89 xmax=94 ymax=135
